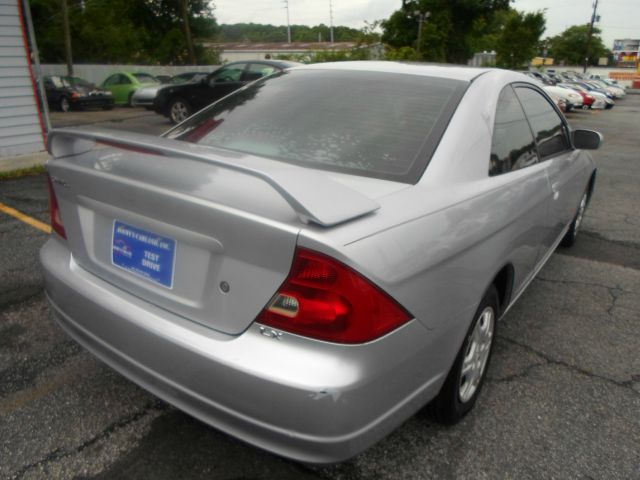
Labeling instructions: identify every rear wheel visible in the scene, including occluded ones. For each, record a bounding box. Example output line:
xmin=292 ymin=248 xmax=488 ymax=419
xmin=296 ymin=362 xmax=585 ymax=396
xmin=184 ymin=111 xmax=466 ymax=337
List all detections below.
xmin=169 ymin=97 xmax=191 ymax=124
xmin=59 ymin=96 xmax=70 ymax=112
xmin=429 ymin=286 xmax=498 ymax=424
xmin=560 ymin=190 xmax=588 ymax=248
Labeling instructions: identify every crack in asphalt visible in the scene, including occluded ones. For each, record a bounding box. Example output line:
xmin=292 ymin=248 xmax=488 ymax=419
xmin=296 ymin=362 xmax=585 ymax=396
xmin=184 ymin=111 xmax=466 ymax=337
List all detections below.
xmin=582 ymin=230 xmax=640 ymax=250
xmin=10 ymin=400 xmax=168 ymax=480
xmin=494 ymin=335 xmax=640 ymax=396
xmin=534 ymin=277 xmax=633 ymax=319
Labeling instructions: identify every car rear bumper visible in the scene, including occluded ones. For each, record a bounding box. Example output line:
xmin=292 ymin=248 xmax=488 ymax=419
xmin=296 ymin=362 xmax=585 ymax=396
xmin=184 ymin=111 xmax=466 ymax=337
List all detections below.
xmin=131 ymin=97 xmax=154 ymax=107
xmin=40 ymin=236 xmax=443 ymax=464
xmin=72 ymin=97 xmax=114 ymax=109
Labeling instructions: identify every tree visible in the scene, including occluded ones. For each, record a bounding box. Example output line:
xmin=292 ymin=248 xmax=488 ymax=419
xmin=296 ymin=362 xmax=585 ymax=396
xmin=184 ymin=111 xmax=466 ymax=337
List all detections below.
xmin=381 ymin=0 xmax=511 ymax=63
xmin=30 ymin=0 xmax=219 ymax=65
xmin=548 ymin=25 xmax=609 ymax=66
xmin=217 ymin=23 xmax=363 ymax=43
xmin=494 ymin=10 xmax=546 ymax=68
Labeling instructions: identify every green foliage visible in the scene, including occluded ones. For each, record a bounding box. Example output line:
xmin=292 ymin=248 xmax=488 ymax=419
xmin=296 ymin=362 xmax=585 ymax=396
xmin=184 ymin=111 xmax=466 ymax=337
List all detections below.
xmin=382 ymin=0 xmax=511 ymax=63
xmin=384 ymin=46 xmax=419 ymax=61
xmin=0 ymin=165 xmax=46 ymax=180
xmin=548 ymin=25 xmax=609 ymax=66
xmin=494 ymin=10 xmax=546 ymax=68
xmin=30 ymin=0 xmax=219 ymax=65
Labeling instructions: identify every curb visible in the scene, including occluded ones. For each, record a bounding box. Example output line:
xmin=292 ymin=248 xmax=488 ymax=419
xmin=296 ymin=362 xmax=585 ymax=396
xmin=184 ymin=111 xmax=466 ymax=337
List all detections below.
xmin=0 ymin=151 xmax=49 ymax=174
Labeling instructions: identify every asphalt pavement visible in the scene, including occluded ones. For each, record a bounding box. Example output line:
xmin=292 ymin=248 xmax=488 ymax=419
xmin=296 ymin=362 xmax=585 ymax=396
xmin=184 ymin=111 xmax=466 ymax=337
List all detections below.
xmin=1 ymin=98 xmax=639 ymax=479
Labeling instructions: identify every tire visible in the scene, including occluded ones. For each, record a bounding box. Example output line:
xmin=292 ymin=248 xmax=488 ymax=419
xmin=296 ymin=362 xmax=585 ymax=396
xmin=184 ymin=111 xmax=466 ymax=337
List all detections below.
xmin=59 ymin=96 xmax=70 ymax=112
xmin=582 ymin=104 xmax=590 ymax=110
xmin=560 ymin=190 xmax=588 ymax=248
xmin=429 ymin=285 xmax=498 ymax=424
xmin=169 ymin=97 xmax=191 ymax=124
xmin=102 ymin=105 xmax=114 ymax=111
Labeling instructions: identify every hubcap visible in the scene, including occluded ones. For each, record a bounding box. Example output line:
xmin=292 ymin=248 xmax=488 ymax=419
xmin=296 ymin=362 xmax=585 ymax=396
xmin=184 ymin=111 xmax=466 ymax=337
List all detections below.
xmin=61 ymin=98 xmax=69 ymax=112
xmin=459 ymin=306 xmax=495 ymax=403
xmin=573 ymin=193 xmax=588 ymax=236
xmin=171 ymin=102 xmax=189 ymax=123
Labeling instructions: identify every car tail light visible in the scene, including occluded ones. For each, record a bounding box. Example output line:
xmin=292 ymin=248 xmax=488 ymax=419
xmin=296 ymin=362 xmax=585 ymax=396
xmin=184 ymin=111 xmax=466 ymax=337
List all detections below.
xmin=46 ymin=174 xmax=66 ymax=239
xmin=256 ymin=248 xmax=412 ymax=344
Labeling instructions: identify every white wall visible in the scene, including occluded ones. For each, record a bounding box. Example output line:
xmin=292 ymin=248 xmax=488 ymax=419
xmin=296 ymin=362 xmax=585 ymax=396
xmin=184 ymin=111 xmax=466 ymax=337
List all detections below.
xmin=40 ymin=64 xmax=221 ymax=86
xmin=0 ymin=0 xmax=45 ymax=158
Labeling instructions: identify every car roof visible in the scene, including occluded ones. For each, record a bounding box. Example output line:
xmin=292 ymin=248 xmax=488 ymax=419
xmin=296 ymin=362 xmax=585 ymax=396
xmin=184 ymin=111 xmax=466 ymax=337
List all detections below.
xmin=224 ymin=59 xmax=302 ymax=69
xmin=290 ymin=61 xmax=493 ymax=82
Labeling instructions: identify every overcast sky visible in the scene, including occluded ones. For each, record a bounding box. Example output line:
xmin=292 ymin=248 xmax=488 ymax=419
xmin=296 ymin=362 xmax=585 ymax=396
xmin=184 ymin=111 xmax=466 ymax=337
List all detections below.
xmin=213 ymin=0 xmax=640 ymax=48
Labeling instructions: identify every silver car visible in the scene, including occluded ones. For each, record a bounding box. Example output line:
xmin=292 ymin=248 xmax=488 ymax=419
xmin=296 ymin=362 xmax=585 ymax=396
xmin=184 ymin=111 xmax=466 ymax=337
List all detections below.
xmin=40 ymin=62 xmax=600 ymax=464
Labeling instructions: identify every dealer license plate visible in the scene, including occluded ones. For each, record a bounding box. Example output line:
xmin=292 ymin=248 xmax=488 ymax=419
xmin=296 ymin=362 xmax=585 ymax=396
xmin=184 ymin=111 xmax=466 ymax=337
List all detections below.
xmin=111 ymin=221 xmax=176 ymax=289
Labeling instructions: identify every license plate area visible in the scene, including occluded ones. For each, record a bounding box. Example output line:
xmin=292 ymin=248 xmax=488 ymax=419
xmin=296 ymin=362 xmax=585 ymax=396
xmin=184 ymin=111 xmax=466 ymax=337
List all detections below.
xmin=111 ymin=220 xmax=176 ymax=289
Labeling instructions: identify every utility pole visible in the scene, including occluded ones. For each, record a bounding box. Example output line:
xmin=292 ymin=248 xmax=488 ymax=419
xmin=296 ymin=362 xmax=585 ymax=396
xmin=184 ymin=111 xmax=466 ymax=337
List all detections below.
xmin=61 ymin=0 xmax=73 ymax=76
xmin=284 ymin=0 xmax=291 ymax=43
xmin=181 ymin=0 xmax=196 ymax=64
xmin=414 ymin=10 xmax=430 ymax=56
xmin=329 ymin=0 xmax=334 ymax=44
xmin=583 ymin=0 xmax=599 ymax=73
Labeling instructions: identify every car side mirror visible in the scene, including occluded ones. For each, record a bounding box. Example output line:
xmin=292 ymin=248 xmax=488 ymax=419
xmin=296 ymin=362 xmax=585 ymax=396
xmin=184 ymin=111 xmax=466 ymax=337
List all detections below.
xmin=572 ymin=129 xmax=602 ymax=150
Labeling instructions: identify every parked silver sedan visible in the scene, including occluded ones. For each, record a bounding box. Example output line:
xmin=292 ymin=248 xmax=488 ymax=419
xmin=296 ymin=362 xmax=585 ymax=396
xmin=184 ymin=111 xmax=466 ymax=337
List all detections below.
xmin=41 ymin=62 xmax=600 ymax=464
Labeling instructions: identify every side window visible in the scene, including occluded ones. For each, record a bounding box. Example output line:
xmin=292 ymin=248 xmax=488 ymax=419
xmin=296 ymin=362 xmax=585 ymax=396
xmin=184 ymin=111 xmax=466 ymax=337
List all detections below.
xmin=103 ymin=75 xmax=117 ymax=86
xmin=244 ymin=63 xmax=277 ymax=81
xmin=209 ymin=64 xmax=246 ymax=85
xmin=515 ymin=87 xmax=570 ymax=159
xmin=118 ymin=74 xmax=132 ymax=85
xmin=490 ymin=86 xmax=538 ymax=176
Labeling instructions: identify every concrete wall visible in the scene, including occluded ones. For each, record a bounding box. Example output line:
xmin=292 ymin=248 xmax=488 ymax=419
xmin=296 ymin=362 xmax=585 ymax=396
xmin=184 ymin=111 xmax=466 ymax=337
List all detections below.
xmin=0 ymin=0 xmax=45 ymax=158
xmin=40 ymin=64 xmax=221 ymax=86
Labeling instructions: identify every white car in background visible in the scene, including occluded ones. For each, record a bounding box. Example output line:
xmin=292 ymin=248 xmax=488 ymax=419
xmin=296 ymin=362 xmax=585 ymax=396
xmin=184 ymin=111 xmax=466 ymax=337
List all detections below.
xmin=587 ymin=80 xmax=625 ymax=99
xmin=569 ymin=84 xmax=614 ymax=109
xmin=543 ymin=85 xmax=583 ymax=111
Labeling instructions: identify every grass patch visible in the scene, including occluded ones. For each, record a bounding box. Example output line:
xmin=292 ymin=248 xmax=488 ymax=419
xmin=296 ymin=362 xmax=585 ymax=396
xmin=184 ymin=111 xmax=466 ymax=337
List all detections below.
xmin=0 ymin=164 xmax=46 ymax=180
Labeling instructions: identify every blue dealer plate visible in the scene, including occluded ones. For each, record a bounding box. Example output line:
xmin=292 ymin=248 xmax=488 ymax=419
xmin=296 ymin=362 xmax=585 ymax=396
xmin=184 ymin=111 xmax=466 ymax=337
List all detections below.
xmin=112 ymin=221 xmax=176 ymax=289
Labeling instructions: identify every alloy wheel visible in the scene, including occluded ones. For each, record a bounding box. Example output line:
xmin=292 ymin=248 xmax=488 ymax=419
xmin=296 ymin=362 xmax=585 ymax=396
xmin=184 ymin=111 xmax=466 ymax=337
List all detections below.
xmin=459 ymin=306 xmax=495 ymax=403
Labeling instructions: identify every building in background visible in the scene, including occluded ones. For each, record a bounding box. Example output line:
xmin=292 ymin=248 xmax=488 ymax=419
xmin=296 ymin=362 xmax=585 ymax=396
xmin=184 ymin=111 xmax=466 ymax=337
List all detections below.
xmin=207 ymin=42 xmax=384 ymax=63
xmin=0 ymin=0 xmax=46 ymax=158
xmin=612 ymin=39 xmax=640 ymax=67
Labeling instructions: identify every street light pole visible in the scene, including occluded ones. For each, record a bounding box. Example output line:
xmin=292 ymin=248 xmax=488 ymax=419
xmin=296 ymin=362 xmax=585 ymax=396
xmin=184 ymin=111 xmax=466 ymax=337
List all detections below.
xmin=61 ymin=0 xmax=73 ymax=76
xmin=414 ymin=10 xmax=430 ymax=56
xmin=284 ymin=0 xmax=291 ymax=44
xmin=583 ymin=0 xmax=599 ymax=73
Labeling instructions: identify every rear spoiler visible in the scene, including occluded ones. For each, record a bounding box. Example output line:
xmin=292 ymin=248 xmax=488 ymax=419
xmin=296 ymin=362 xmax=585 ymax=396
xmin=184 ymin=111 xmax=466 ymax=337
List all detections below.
xmin=47 ymin=128 xmax=380 ymax=227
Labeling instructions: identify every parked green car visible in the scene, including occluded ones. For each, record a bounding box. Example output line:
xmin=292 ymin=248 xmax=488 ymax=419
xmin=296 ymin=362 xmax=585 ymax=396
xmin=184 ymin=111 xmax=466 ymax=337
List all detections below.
xmin=101 ymin=72 xmax=160 ymax=106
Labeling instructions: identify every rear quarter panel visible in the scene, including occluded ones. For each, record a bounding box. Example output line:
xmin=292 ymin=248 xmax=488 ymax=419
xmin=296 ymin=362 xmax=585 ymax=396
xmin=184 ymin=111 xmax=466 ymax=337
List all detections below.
xmin=299 ymin=71 xmax=559 ymax=382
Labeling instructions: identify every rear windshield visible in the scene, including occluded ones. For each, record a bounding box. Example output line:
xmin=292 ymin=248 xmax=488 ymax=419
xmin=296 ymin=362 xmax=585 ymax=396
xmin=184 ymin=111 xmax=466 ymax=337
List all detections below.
xmin=166 ymin=69 xmax=467 ymax=183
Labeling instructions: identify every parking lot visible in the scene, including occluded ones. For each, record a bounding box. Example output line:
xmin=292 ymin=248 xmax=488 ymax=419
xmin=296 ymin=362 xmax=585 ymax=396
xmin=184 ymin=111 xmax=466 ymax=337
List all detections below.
xmin=1 ymin=98 xmax=639 ymax=479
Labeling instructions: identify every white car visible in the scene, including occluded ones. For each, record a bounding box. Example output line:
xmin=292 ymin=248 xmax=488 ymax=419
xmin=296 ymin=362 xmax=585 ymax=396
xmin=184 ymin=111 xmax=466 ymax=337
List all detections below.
xmin=588 ymin=80 xmax=625 ymax=99
xmin=543 ymin=86 xmax=583 ymax=111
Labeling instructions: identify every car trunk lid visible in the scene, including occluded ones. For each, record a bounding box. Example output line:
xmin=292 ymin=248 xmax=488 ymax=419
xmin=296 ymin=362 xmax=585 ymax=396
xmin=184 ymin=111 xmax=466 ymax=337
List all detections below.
xmin=46 ymin=129 xmax=381 ymax=335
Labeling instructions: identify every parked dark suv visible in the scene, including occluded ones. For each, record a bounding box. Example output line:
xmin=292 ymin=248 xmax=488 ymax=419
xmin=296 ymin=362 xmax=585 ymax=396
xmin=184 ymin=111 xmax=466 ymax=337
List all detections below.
xmin=154 ymin=60 xmax=300 ymax=124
